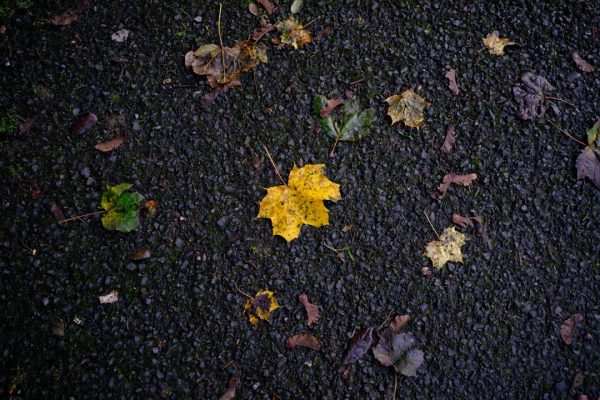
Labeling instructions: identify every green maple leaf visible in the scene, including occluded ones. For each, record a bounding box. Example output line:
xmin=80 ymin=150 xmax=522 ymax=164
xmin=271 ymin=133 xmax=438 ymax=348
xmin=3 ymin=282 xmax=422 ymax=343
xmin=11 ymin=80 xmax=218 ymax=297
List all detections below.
xmin=100 ymin=183 xmax=144 ymax=232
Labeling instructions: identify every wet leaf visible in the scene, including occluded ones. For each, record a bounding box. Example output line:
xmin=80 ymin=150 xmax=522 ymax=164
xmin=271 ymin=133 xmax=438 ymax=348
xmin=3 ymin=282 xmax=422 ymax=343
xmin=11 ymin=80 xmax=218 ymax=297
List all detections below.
xmin=276 ymin=17 xmax=311 ymax=49
xmin=100 ymin=183 xmax=144 ymax=232
xmin=18 ymin=116 xmax=36 ymax=136
xmin=50 ymin=203 xmax=67 ymax=227
xmin=111 ymin=29 xmax=130 ymax=43
xmin=71 ymin=113 xmax=98 ymax=134
xmin=95 ymin=134 xmax=126 ymax=152
xmin=512 ymin=72 xmax=555 ymax=120
xmin=144 ymin=200 xmax=158 ymax=217
xmin=425 ymin=226 xmax=467 ymax=269
xmin=132 ymin=248 xmax=151 ymax=261
xmin=342 ymin=327 xmax=373 ymax=366
xmin=482 ymin=31 xmax=515 ymax=56
xmin=373 ymin=322 xmax=424 ymax=377
xmin=298 ymin=293 xmax=320 ymax=326
xmin=291 ymin=0 xmax=304 ymax=14
xmin=445 ymin=68 xmax=459 ymax=96
xmin=441 ymin=124 xmax=456 ymax=153
xmin=287 ymin=334 xmax=321 ymax=351
xmin=257 ymin=164 xmax=341 ymax=242
xmin=560 ymin=314 xmax=584 ymax=345
xmin=434 ymin=173 xmax=477 ymax=200
xmin=452 ymin=213 xmax=483 ymax=228
xmin=586 ymin=119 xmax=600 ymax=146
xmin=244 ymin=290 xmax=279 ymax=325
xmin=218 ymin=377 xmax=238 ymax=400
xmin=576 ymin=147 xmax=600 ymax=188
xmin=389 ymin=315 xmax=410 ymax=333
xmin=50 ymin=1 xmax=90 ymax=26
xmin=251 ymin=23 xmax=274 ymax=41
xmin=571 ymin=52 xmax=595 ymax=73
xmin=385 ymin=89 xmax=428 ymax=129
xmin=571 ymin=372 xmax=584 ymax=396
xmin=99 ymin=291 xmax=119 ymax=304
xmin=319 ymin=98 xmax=344 ymax=118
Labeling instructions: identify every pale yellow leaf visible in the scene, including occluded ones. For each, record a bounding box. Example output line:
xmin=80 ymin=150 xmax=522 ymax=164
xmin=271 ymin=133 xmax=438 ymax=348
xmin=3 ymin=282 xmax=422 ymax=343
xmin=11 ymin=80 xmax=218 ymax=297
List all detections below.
xmin=482 ymin=31 xmax=515 ymax=56
xmin=385 ymin=89 xmax=428 ymax=129
xmin=424 ymin=227 xmax=467 ymax=269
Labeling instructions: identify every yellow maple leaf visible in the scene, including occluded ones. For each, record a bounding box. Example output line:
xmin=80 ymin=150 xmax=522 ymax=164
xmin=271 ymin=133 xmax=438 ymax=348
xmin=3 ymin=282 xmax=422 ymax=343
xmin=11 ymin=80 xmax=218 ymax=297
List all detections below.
xmin=257 ymin=164 xmax=341 ymax=242
xmin=385 ymin=89 xmax=429 ymax=129
xmin=276 ymin=17 xmax=312 ymax=49
xmin=244 ymin=290 xmax=280 ymax=325
xmin=482 ymin=31 xmax=515 ymax=56
xmin=424 ymin=227 xmax=467 ymax=269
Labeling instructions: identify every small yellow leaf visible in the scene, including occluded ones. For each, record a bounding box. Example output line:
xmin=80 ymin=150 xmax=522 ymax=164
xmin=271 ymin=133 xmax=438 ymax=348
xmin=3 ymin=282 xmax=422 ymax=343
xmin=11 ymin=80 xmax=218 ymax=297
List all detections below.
xmin=257 ymin=164 xmax=341 ymax=242
xmin=276 ymin=17 xmax=311 ymax=49
xmin=243 ymin=290 xmax=280 ymax=325
xmin=385 ymin=89 xmax=428 ymax=129
xmin=482 ymin=31 xmax=515 ymax=56
xmin=424 ymin=227 xmax=467 ymax=269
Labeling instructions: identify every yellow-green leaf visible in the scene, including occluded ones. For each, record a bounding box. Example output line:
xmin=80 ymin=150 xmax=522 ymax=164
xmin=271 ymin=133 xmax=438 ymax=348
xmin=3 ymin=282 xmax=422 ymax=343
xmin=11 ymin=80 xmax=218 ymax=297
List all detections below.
xmin=385 ymin=89 xmax=428 ymax=129
xmin=482 ymin=31 xmax=515 ymax=56
xmin=243 ymin=290 xmax=280 ymax=325
xmin=424 ymin=227 xmax=467 ymax=269
xmin=276 ymin=17 xmax=311 ymax=49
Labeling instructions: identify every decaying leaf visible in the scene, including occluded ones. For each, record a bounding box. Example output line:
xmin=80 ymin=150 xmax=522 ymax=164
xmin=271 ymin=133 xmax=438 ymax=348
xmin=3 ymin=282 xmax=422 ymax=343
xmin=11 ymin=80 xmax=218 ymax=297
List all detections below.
xmin=434 ymin=173 xmax=477 ymax=200
xmin=576 ymin=147 xmax=600 ymax=188
xmin=276 ymin=17 xmax=311 ymax=49
xmin=298 ymin=293 xmax=320 ymax=326
xmin=291 ymin=0 xmax=304 ymax=14
xmin=111 ymin=29 xmax=130 ymax=43
xmin=512 ymin=72 xmax=555 ymax=120
xmin=132 ymin=248 xmax=151 ymax=261
xmin=252 ymin=23 xmax=274 ymax=41
xmin=248 ymin=2 xmax=261 ymax=16
xmin=441 ymin=124 xmax=456 ymax=153
xmin=385 ymin=89 xmax=428 ymax=129
xmin=342 ymin=327 xmax=373 ymax=366
xmin=425 ymin=226 xmax=467 ymax=269
xmin=257 ymin=0 xmax=275 ymax=14
xmin=445 ymin=68 xmax=459 ymax=96
xmin=319 ymin=98 xmax=344 ymax=118
xmin=99 ymin=291 xmax=119 ymax=304
xmin=452 ymin=213 xmax=483 ymax=228
xmin=18 ymin=116 xmax=36 ymax=136
xmin=373 ymin=330 xmax=424 ymax=377
xmin=244 ymin=290 xmax=280 ymax=325
xmin=50 ymin=203 xmax=68 ymax=227
xmin=571 ymin=372 xmax=584 ymax=396
xmin=389 ymin=315 xmax=410 ymax=332
xmin=100 ymin=183 xmax=144 ymax=232
xmin=482 ymin=31 xmax=515 ymax=56
xmin=144 ymin=200 xmax=158 ymax=217
xmin=287 ymin=334 xmax=321 ymax=351
xmin=257 ymin=164 xmax=341 ymax=242
xmin=95 ymin=134 xmax=126 ymax=152
xmin=587 ymin=119 xmax=600 ymax=146
xmin=571 ymin=52 xmax=595 ymax=73
xmin=50 ymin=1 xmax=90 ymax=26
xmin=71 ymin=112 xmax=98 ymax=134
xmin=560 ymin=314 xmax=584 ymax=345
xmin=218 ymin=377 xmax=238 ymax=400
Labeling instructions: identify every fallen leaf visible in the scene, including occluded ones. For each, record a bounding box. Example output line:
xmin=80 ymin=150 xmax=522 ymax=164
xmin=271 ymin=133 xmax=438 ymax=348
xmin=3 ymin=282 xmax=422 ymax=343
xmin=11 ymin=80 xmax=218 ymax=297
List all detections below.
xmin=111 ymin=29 xmax=130 ymax=42
xmin=132 ymin=248 xmax=151 ymax=261
xmin=512 ymin=72 xmax=555 ymax=120
xmin=571 ymin=372 xmax=584 ymax=396
xmin=100 ymin=183 xmax=144 ymax=232
xmin=571 ymin=52 xmax=595 ymax=73
xmin=389 ymin=315 xmax=410 ymax=333
xmin=50 ymin=203 xmax=67 ymax=227
xmin=435 ymin=173 xmax=477 ymax=200
xmin=291 ymin=0 xmax=304 ymax=14
xmin=342 ymin=327 xmax=373 ymax=366
xmin=576 ymin=146 xmax=600 ymax=188
xmin=257 ymin=164 xmax=341 ymax=242
xmin=218 ymin=377 xmax=238 ymax=400
xmin=287 ymin=334 xmax=321 ymax=351
xmin=99 ymin=291 xmax=119 ymax=304
xmin=587 ymin=119 xmax=600 ymax=146
xmin=18 ymin=116 xmax=36 ymax=136
xmin=373 ymin=331 xmax=424 ymax=377
xmin=244 ymin=290 xmax=279 ymax=325
xmin=482 ymin=31 xmax=515 ymax=56
xmin=251 ymin=23 xmax=274 ymax=41
xmin=319 ymin=98 xmax=344 ymax=118
xmin=71 ymin=112 xmax=98 ymax=134
xmin=257 ymin=0 xmax=275 ymax=14
xmin=451 ymin=213 xmax=483 ymax=228
xmin=445 ymin=68 xmax=459 ymax=96
xmin=95 ymin=134 xmax=126 ymax=152
xmin=385 ymin=89 xmax=428 ymax=129
xmin=144 ymin=200 xmax=158 ymax=217
xmin=560 ymin=314 xmax=584 ymax=345
xmin=441 ymin=124 xmax=456 ymax=153
xmin=342 ymin=224 xmax=354 ymax=232
xmin=276 ymin=17 xmax=311 ymax=49
xmin=50 ymin=1 xmax=90 ymax=26
xmin=248 ymin=1 xmax=261 ymax=16
xmin=298 ymin=294 xmax=320 ymax=326
xmin=425 ymin=226 xmax=467 ymax=269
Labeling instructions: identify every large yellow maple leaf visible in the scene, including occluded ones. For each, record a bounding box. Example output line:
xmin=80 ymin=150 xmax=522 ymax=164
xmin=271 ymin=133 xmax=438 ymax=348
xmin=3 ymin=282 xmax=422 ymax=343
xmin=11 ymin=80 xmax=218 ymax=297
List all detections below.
xmin=424 ymin=226 xmax=467 ymax=269
xmin=257 ymin=164 xmax=341 ymax=242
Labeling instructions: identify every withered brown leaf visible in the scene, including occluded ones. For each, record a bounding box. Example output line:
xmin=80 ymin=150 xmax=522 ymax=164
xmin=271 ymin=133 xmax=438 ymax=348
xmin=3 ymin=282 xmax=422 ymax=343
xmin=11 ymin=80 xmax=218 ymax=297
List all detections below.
xmin=452 ymin=213 xmax=483 ymax=228
xmin=434 ymin=173 xmax=477 ymax=200
xmin=576 ymin=146 xmax=600 ymax=188
xmin=132 ymin=248 xmax=151 ymax=261
xmin=571 ymin=52 xmax=595 ymax=73
xmin=445 ymin=68 xmax=459 ymax=96
xmin=50 ymin=1 xmax=90 ymax=26
xmin=218 ymin=377 xmax=238 ymax=400
xmin=50 ymin=203 xmax=67 ymax=227
xmin=298 ymin=293 xmax=320 ymax=326
xmin=319 ymin=98 xmax=344 ymax=118
xmin=441 ymin=125 xmax=456 ymax=153
xmin=95 ymin=134 xmax=126 ymax=152
xmin=560 ymin=314 xmax=584 ymax=345
xmin=286 ymin=334 xmax=321 ymax=351
xmin=342 ymin=327 xmax=373 ymax=366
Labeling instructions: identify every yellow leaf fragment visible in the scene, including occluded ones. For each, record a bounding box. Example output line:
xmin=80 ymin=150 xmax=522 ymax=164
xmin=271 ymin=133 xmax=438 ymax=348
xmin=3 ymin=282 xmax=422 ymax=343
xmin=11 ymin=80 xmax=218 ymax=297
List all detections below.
xmin=385 ymin=89 xmax=429 ymax=129
xmin=276 ymin=17 xmax=312 ymax=49
xmin=257 ymin=164 xmax=341 ymax=242
xmin=244 ymin=290 xmax=280 ymax=325
xmin=482 ymin=31 xmax=515 ymax=56
xmin=424 ymin=227 xmax=467 ymax=269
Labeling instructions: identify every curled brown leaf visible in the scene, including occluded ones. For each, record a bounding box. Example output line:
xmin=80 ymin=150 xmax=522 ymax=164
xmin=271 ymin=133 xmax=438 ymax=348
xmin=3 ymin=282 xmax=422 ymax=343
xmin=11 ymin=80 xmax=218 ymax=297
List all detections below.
xmin=132 ymin=248 xmax=151 ymax=261
xmin=319 ymin=98 xmax=344 ymax=118
xmin=452 ymin=213 xmax=483 ymax=228
xmin=560 ymin=314 xmax=584 ymax=345
xmin=342 ymin=327 xmax=373 ymax=366
xmin=571 ymin=52 xmax=595 ymax=73
xmin=71 ymin=113 xmax=98 ymax=134
xmin=218 ymin=377 xmax=238 ymax=400
xmin=286 ymin=334 xmax=321 ymax=351
xmin=50 ymin=203 xmax=67 ymax=227
xmin=434 ymin=173 xmax=477 ymax=200
xmin=95 ymin=134 xmax=126 ymax=152
xmin=445 ymin=68 xmax=459 ymax=96
xmin=441 ymin=124 xmax=456 ymax=153
xmin=50 ymin=0 xmax=90 ymax=26
xmin=298 ymin=294 xmax=320 ymax=326
xmin=576 ymin=146 xmax=600 ymax=188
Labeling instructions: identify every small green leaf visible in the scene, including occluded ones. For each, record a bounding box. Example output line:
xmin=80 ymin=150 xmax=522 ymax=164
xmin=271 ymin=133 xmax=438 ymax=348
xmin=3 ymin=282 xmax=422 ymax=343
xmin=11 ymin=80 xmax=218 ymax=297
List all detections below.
xmin=320 ymin=117 xmax=338 ymax=139
xmin=312 ymin=95 xmax=327 ymax=118
xmin=100 ymin=183 xmax=143 ymax=232
xmin=339 ymin=108 xmax=374 ymax=141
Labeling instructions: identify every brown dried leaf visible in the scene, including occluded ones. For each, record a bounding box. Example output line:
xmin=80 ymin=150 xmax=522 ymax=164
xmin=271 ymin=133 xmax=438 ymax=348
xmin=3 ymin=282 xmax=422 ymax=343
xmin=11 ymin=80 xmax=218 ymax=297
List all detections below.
xmin=50 ymin=203 xmax=67 ymax=227
xmin=276 ymin=17 xmax=312 ymax=49
xmin=389 ymin=315 xmax=410 ymax=333
xmin=320 ymin=98 xmax=344 ymax=118
xmin=248 ymin=2 xmax=261 ymax=16
xmin=18 ymin=116 xmax=36 ymax=136
xmin=71 ymin=113 xmax=98 ymax=134
xmin=445 ymin=68 xmax=459 ymax=96
xmin=434 ymin=173 xmax=477 ymax=200
xmin=342 ymin=327 xmax=373 ymax=366
xmin=571 ymin=372 xmax=584 ymax=396
xmin=95 ymin=134 xmax=126 ymax=152
xmin=452 ymin=213 xmax=483 ymax=228
xmin=576 ymin=146 xmax=600 ymax=188
xmin=560 ymin=314 xmax=584 ymax=345
xmin=50 ymin=1 xmax=90 ymax=26
xmin=252 ymin=23 xmax=274 ymax=41
xmin=31 ymin=180 xmax=46 ymax=200
xmin=571 ymin=52 xmax=595 ymax=73
xmin=298 ymin=293 xmax=320 ymax=326
xmin=132 ymin=248 xmax=151 ymax=261
xmin=257 ymin=0 xmax=275 ymax=14
xmin=286 ymin=334 xmax=321 ymax=351
xmin=218 ymin=377 xmax=238 ymax=400
xmin=441 ymin=124 xmax=456 ymax=153
xmin=144 ymin=200 xmax=158 ymax=217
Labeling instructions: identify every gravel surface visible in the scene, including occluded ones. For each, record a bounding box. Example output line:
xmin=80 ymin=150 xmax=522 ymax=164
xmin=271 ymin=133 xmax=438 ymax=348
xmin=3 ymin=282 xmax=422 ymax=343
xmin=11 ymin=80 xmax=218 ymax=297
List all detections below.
xmin=1 ymin=0 xmax=599 ymax=398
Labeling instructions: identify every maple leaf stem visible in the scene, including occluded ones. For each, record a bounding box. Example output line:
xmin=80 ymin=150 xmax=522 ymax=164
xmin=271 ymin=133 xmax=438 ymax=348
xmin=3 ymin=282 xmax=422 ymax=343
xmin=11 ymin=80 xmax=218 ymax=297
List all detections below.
xmin=329 ymin=134 xmax=341 ymax=158
xmin=544 ymin=96 xmax=577 ymax=108
xmin=302 ymin=16 xmax=320 ymax=29
xmin=234 ymin=283 xmax=253 ymax=299
xmin=548 ymin=121 xmax=587 ymax=146
xmin=263 ymin=145 xmax=288 ymax=186
xmin=253 ymin=22 xmax=277 ymax=43
xmin=60 ymin=210 xmax=106 ymax=224
xmin=217 ymin=2 xmax=224 ymax=49
xmin=423 ymin=211 xmax=440 ymax=240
